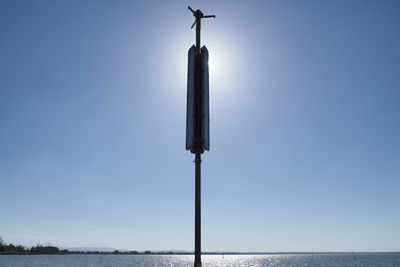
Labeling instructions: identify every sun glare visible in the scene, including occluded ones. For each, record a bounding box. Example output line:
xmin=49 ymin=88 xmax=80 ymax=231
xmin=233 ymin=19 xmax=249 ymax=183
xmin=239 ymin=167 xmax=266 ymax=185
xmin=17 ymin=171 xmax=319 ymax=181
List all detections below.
xmin=206 ymin=41 xmax=237 ymax=99
xmin=163 ymin=28 xmax=246 ymax=114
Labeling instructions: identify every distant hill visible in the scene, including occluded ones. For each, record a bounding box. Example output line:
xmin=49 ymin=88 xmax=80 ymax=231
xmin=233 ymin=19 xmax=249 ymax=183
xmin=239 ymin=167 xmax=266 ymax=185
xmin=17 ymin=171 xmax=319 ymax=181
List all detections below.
xmin=65 ymin=247 xmax=124 ymax=252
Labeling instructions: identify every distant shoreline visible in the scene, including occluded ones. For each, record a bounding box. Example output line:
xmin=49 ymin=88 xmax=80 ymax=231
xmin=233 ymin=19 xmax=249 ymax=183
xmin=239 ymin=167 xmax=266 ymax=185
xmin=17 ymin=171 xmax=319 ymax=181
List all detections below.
xmin=1 ymin=240 xmax=398 ymax=256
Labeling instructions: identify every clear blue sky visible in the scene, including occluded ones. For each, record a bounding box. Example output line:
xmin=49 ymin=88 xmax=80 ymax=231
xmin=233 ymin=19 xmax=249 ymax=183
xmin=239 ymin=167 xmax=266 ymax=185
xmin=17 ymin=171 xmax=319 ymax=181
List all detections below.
xmin=1 ymin=0 xmax=399 ymax=252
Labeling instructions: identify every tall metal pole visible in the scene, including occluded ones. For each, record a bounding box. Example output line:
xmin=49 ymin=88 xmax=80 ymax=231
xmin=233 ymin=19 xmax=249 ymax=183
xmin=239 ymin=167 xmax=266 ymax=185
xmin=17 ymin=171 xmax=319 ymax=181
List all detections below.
xmin=194 ymin=13 xmax=202 ymax=267
xmin=187 ymin=7 xmax=215 ymax=267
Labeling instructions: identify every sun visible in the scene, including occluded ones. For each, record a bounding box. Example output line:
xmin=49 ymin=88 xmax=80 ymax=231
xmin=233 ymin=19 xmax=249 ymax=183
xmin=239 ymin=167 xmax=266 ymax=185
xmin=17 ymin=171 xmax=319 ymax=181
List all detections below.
xmin=208 ymin=57 xmax=216 ymax=75
xmin=206 ymin=42 xmax=234 ymax=98
xmin=162 ymin=28 xmax=245 ymax=114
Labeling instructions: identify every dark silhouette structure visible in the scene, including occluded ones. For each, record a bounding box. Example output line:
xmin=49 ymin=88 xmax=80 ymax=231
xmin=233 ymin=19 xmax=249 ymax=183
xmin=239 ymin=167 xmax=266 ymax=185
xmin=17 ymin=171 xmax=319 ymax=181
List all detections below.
xmin=186 ymin=6 xmax=215 ymax=267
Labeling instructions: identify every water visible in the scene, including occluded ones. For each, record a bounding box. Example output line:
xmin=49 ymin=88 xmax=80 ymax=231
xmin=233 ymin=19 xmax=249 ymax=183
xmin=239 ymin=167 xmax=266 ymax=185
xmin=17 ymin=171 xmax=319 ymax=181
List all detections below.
xmin=1 ymin=253 xmax=400 ymax=267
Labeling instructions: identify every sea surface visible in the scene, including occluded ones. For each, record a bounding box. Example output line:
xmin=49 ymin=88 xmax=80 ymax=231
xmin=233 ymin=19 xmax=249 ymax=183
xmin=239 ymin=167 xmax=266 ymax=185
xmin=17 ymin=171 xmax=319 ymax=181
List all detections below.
xmin=1 ymin=253 xmax=399 ymax=267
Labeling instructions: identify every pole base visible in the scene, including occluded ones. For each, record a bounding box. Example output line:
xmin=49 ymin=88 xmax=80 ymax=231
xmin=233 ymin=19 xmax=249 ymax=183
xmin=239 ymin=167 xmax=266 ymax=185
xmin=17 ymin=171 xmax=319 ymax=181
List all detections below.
xmin=194 ymin=262 xmax=202 ymax=267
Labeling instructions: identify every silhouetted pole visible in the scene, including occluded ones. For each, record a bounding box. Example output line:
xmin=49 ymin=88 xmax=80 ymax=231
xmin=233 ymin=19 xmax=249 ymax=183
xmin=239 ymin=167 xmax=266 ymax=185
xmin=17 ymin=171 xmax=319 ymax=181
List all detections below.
xmin=187 ymin=6 xmax=215 ymax=267
xmin=194 ymin=10 xmax=202 ymax=267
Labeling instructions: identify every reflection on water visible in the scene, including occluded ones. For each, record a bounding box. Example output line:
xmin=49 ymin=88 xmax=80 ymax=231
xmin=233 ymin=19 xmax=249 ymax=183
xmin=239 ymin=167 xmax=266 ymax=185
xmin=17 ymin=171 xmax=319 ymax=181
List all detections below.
xmin=0 ymin=253 xmax=400 ymax=267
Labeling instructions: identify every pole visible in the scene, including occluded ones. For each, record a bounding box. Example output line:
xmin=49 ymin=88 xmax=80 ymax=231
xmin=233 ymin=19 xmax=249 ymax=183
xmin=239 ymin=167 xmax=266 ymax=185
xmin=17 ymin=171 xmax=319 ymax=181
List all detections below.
xmin=194 ymin=14 xmax=202 ymax=267
xmin=187 ymin=7 xmax=215 ymax=267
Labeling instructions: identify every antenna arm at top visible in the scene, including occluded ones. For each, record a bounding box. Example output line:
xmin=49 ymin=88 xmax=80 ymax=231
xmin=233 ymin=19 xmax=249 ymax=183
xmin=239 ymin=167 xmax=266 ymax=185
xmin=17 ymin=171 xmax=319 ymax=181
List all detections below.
xmin=188 ymin=6 xmax=215 ymax=29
